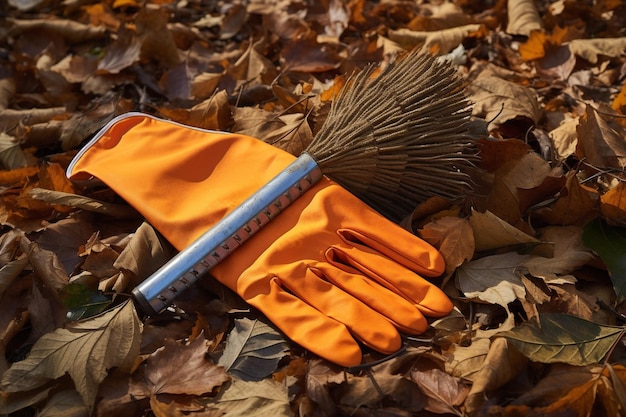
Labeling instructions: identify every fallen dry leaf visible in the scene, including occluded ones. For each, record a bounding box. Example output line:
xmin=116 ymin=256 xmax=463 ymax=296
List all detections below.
xmin=0 ymin=301 xmax=141 ymax=409
xmin=145 ymin=335 xmax=230 ymax=396
xmin=506 ymin=0 xmax=542 ymax=36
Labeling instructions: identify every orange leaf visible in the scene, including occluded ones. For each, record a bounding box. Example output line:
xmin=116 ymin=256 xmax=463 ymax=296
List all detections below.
xmin=0 ymin=166 xmax=38 ymax=186
xmin=536 ymin=172 xmax=599 ymax=226
xmin=612 ymin=83 xmax=626 ymax=115
xmin=519 ymin=30 xmax=547 ymax=61
xmin=601 ymin=182 xmax=626 ymax=227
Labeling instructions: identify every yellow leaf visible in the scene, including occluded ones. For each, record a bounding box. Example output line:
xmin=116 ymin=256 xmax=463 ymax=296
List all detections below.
xmin=519 ymin=30 xmax=547 ymax=60
xmin=613 ymin=83 xmax=626 ymax=114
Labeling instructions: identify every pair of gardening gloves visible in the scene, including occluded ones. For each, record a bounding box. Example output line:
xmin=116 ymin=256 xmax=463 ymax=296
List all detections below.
xmin=67 ymin=113 xmax=453 ymax=367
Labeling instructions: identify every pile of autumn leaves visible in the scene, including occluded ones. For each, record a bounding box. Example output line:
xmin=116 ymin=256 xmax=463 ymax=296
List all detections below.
xmin=1 ymin=0 xmax=626 ymax=416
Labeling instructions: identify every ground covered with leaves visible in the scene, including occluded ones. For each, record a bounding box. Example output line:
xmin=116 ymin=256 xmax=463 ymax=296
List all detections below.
xmin=1 ymin=0 xmax=626 ymax=416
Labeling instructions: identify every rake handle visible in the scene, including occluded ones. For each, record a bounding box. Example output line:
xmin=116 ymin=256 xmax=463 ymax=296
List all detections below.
xmin=131 ymin=153 xmax=322 ymax=315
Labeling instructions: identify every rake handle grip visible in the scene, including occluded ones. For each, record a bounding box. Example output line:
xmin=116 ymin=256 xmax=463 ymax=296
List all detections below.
xmin=131 ymin=153 xmax=322 ymax=315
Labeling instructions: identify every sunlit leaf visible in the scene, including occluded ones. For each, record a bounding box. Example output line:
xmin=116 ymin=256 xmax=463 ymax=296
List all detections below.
xmin=498 ymin=313 xmax=624 ymax=366
xmin=0 ymin=301 xmax=141 ymax=408
xmin=601 ymin=182 xmax=626 ymax=227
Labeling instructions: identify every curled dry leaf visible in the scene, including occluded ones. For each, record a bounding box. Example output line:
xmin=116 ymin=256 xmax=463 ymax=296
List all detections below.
xmin=568 ymin=37 xmax=626 ymax=64
xmin=388 ymin=24 xmax=483 ymax=54
xmin=576 ymin=105 xmax=626 ymax=170
xmin=506 ymin=0 xmax=542 ymax=36
xmin=467 ymin=74 xmax=542 ymax=132
xmin=464 ymin=337 xmax=528 ymax=414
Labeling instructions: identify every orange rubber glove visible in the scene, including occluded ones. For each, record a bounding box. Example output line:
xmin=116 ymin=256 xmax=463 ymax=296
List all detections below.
xmin=67 ymin=113 xmax=453 ymax=367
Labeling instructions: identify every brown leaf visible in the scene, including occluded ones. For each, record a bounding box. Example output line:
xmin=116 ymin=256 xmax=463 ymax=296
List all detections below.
xmin=111 ymin=222 xmax=173 ymax=292
xmin=493 ymin=364 xmax=600 ymax=417
xmin=97 ymin=25 xmax=142 ymax=74
xmin=306 ymin=359 xmax=344 ymax=416
xmin=467 ymin=75 xmax=542 ymax=132
xmin=410 ymin=367 xmax=469 ymax=415
xmin=521 ymin=226 xmax=595 ymax=284
xmin=0 ymin=301 xmax=141 ymax=409
xmin=5 ymin=18 xmax=107 ymax=43
xmin=506 ymin=0 xmax=542 ymax=36
xmin=388 ymin=24 xmax=483 ymax=54
xmin=282 ymin=36 xmax=342 ymax=73
xmin=418 ymin=216 xmax=475 ymax=279
xmin=219 ymin=4 xmax=248 ymax=40
xmin=569 ymin=37 xmax=626 ymax=64
xmin=136 ymin=9 xmax=181 ymax=68
xmin=577 ymin=105 xmax=626 ymax=169
xmin=26 ymin=188 xmax=139 ymax=218
xmin=20 ymin=237 xmax=69 ymax=300
xmin=464 ymin=337 xmax=528 ymax=414
xmin=535 ymin=171 xmax=599 ymax=226
xmin=468 ymin=209 xmax=540 ymax=252
xmin=159 ymin=90 xmax=232 ymax=131
xmin=232 ymin=106 xmax=313 ymax=155
xmin=145 ymin=335 xmax=230 ymax=396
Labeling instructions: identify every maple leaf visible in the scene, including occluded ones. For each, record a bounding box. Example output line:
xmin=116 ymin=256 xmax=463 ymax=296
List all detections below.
xmin=0 ymin=301 xmax=141 ymax=409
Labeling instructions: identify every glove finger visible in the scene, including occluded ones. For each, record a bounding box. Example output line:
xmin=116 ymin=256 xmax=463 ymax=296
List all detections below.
xmin=337 ymin=227 xmax=445 ymax=278
xmin=275 ymin=265 xmax=403 ymax=357
xmin=244 ymin=278 xmax=363 ymax=367
xmin=313 ymin=263 xmax=428 ymax=335
xmin=326 ymin=246 xmax=453 ymax=317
